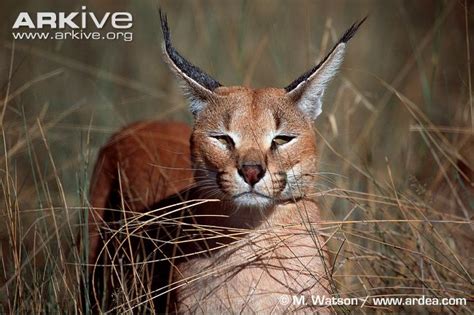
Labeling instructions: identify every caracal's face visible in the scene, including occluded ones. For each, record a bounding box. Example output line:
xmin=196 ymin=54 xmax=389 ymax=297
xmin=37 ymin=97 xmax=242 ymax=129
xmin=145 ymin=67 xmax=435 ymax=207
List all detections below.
xmin=191 ymin=87 xmax=318 ymax=208
xmin=159 ymin=10 xmax=364 ymax=208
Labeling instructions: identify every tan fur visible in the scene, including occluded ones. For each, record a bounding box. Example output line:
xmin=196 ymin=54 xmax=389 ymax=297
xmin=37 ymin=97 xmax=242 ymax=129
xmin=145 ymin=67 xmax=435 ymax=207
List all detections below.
xmin=85 ymin=12 xmax=365 ymax=313
xmin=86 ymin=121 xmax=192 ymax=268
xmin=174 ymin=201 xmax=330 ymax=314
xmin=173 ymin=87 xmax=330 ymax=313
xmin=87 ymin=88 xmax=332 ymax=313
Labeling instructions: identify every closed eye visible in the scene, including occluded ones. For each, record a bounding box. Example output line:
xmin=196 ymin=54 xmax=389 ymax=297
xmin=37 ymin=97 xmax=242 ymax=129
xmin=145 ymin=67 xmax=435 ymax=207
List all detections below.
xmin=272 ymin=135 xmax=296 ymax=148
xmin=210 ymin=134 xmax=235 ymax=149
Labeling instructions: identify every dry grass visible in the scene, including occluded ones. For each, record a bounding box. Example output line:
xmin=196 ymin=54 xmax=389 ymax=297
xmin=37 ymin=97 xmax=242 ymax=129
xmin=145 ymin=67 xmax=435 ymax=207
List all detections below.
xmin=0 ymin=0 xmax=472 ymax=313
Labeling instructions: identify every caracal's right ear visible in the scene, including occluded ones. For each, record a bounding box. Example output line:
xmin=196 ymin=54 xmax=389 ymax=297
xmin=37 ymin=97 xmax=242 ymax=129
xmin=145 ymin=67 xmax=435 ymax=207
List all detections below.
xmin=285 ymin=17 xmax=367 ymax=120
xmin=159 ymin=10 xmax=221 ymax=117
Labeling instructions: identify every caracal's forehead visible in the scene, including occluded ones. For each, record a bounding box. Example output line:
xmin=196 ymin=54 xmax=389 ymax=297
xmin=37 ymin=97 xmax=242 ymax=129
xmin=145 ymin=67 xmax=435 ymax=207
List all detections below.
xmin=197 ymin=87 xmax=308 ymax=135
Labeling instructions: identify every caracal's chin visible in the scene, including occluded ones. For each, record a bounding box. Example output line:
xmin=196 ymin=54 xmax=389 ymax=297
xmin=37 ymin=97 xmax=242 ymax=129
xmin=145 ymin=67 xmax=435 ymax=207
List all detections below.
xmin=232 ymin=192 xmax=273 ymax=208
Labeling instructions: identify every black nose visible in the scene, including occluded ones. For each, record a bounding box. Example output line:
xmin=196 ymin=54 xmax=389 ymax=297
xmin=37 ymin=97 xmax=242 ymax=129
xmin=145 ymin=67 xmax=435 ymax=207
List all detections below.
xmin=238 ymin=164 xmax=265 ymax=186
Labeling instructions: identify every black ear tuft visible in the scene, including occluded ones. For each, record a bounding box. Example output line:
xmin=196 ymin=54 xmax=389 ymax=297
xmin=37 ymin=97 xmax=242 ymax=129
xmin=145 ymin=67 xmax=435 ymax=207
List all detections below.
xmin=285 ymin=16 xmax=367 ymax=93
xmin=159 ymin=9 xmax=171 ymax=46
xmin=159 ymin=9 xmax=222 ymax=91
xmin=339 ymin=16 xmax=368 ymax=43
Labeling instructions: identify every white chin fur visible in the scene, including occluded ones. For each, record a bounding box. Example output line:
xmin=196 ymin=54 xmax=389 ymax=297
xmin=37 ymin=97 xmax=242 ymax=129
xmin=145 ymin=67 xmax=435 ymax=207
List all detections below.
xmin=233 ymin=193 xmax=272 ymax=208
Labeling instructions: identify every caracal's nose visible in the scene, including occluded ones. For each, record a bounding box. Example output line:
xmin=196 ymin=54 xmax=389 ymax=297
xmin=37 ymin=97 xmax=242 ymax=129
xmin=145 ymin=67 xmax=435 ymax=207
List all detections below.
xmin=238 ymin=164 xmax=265 ymax=186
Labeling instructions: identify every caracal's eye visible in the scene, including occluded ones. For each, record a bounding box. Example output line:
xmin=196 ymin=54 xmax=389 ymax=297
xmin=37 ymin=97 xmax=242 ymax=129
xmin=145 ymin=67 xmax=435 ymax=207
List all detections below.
xmin=272 ymin=135 xmax=296 ymax=148
xmin=210 ymin=134 xmax=235 ymax=149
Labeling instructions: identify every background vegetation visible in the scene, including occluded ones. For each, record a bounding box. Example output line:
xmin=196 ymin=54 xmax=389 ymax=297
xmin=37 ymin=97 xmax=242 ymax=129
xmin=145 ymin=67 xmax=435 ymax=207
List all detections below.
xmin=0 ymin=0 xmax=472 ymax=313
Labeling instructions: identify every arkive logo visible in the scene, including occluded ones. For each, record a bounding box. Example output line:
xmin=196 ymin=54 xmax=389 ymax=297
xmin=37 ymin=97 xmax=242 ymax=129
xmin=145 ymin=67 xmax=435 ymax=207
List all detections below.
xmin=11 ymin=6 xmax=133 ymax=42
xmin=12 ymin=6 xmax=133 ymax=29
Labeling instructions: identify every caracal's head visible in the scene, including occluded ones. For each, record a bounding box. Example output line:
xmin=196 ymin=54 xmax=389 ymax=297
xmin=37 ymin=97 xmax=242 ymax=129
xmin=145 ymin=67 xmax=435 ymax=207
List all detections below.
xmin=160 ymin=11 xmax=365 ymax=208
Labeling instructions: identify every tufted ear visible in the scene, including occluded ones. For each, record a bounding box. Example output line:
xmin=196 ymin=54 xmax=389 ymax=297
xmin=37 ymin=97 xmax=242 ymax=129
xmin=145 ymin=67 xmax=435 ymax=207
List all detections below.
xmin=285 ymin=17 xmax=366 ymax=120
xmin=159 ymin=10 xmax=221 ymax=116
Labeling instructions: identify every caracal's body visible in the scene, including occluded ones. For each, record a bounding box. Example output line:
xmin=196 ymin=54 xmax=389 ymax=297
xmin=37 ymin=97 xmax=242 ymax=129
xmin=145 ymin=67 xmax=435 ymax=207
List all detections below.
xmin=85 ymin=11 xmax=364 ymax=313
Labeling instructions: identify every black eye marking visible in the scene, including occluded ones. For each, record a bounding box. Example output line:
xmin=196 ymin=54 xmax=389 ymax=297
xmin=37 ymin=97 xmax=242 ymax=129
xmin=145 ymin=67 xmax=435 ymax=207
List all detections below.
xmin=210 ymin=134 xmax=235 ymax=149
xmin=272 ymin=135 xmax=296 ymax=148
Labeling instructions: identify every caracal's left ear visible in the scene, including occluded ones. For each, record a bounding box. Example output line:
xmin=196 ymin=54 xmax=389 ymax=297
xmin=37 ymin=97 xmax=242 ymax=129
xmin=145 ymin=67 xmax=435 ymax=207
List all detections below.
xmin=285 ymin=17 xmax=367 ymax=120
xmin=159 ymin=10 xmax=221 ymax=117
